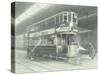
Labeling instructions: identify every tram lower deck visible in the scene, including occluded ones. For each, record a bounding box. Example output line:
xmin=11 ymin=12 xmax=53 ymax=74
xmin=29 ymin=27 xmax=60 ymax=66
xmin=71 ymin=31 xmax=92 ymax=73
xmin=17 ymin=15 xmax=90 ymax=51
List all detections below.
xmin=27 ymin=33 xmax=82 ymax=59
xmin=26 ymin=32 xmax=96 ymax=60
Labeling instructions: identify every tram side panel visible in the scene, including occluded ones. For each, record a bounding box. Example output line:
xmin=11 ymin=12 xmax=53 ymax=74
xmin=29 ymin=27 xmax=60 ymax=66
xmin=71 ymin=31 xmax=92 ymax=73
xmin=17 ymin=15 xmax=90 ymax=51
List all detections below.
xmin=29 ymin=45 xmax=56 ymax=58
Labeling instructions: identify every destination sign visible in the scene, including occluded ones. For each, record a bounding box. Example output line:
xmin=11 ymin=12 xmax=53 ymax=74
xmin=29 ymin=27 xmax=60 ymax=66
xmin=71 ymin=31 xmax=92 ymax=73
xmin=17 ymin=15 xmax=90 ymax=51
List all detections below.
xmin=29 ymin=27 xmax=78 ymax=37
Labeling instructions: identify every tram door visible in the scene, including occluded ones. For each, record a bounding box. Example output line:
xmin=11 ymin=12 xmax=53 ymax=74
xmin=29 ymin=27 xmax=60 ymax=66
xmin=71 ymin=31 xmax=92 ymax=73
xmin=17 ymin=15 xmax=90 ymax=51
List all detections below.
xmin=62 ymin=34 xmax=68 ymax=54
xmin=56 ymin=34 xmax=68 ymax=56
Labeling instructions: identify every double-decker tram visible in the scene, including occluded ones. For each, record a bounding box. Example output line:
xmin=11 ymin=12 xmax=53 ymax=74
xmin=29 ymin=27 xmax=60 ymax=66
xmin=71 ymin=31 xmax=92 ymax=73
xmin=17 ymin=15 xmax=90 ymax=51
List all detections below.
xmin=24 ymin=11 xmax=95 ymax=60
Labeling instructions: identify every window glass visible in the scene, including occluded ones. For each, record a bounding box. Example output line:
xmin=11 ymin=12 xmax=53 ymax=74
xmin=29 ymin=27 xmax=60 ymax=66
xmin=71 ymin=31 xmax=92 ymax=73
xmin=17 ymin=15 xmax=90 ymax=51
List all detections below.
xmin=48 ymin=18 xmax=55 ymax=28
xmin=60 ymin=14 xmax=63 ymax=24
xmin=64 ymin=16 xmax=67 ymax=20
xmin=73 ymin=14 xmax=76 ymax=23
xmin=40 ymin=22 xmax=45 ymax=31
xmin=64 ymin=14 xmax=67 ymax=22
xmin=55 ymin=15 xmax=59 ymax=27
xmin=68 ymin=12 xmax=71 ymax=22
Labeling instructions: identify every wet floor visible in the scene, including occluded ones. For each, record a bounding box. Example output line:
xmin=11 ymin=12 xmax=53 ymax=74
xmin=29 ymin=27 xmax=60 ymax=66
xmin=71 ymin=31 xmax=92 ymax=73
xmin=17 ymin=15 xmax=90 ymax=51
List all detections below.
xmin=14 ymin=49 xmax=97 ymax=73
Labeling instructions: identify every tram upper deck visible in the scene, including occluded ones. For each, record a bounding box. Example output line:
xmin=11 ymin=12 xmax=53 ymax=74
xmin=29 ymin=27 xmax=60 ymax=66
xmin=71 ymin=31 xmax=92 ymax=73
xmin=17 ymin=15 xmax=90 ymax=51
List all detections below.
xmin=26 ymin=11 xmax=78 ymax=34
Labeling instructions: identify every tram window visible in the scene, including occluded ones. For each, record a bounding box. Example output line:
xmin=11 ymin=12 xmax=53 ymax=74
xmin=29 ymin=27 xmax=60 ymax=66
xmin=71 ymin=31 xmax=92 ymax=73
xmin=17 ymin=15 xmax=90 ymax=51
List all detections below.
xmin=73 ymin=17 xmax=76 ymax=23
xmin=60 ymin=14 xmax=63 ymax=24
xmin=43 ymin=21 xmax=48 ymax=29
xmin=68 ymin=13 xmax=71 ymax=22
xmin=48 ymin=18 xmax=55 ymax=28
xmin=36 ymin=24 xmax=40 ymax=31
xmin=56 ymin=16 xmax=60 ymax=26
xmin=64 ymin=16 xmax=67 ymax=20
xmin=64 ymin=16 xmax=67 ymax=22
xmin=73 ymin=14 xmax=76 ymax=23
xmin=34 ymin=25 xmax=38 ymax=32
xmin=67 ymin=35 xmax=75 ymax=45
xmin=41 ymin=39 xmax=47 ymax=45
xmin=47 ymin=38 xmax=54 ymax=44
xmin=40 ymin=37 xmax=54 ymax=45
xmin=44 ymin=21 xmax=49 ymax=29
xmin=40 ymin=21 xmax=49 ymax=30
xmin=40 ymin=22 xmax=44 ymax=30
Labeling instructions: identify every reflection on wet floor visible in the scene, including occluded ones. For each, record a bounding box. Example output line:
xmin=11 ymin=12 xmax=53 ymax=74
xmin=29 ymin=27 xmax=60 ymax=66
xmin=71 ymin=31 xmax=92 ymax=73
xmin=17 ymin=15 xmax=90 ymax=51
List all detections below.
xmin=14 ymin=49 xmax=97 ymax=73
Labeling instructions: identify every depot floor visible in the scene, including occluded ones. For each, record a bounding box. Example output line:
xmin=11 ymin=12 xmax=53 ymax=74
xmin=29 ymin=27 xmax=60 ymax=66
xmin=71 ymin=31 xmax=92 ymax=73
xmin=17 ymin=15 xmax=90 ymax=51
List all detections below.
xmin=13 ymin=49 xmax=97 ymax=73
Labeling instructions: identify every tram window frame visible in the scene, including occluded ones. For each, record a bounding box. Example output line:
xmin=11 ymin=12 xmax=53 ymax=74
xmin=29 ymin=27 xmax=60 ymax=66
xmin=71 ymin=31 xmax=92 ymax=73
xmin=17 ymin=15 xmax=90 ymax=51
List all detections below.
xmin=40 ymin=38 xmax=47 ymax=45
xmin=75 ymin=13 xmax=78 ymax=24
xmin=73 ymin=13 xmax=77 ymax=24
xmin=64 ymin=13 xmax=67 ymax=22
xmin=55 ymin=15 xmax=60 ymax=27
xmin=59 ymin=14 xmax=63 ymax=24
xmin=47 ymin=37 xmax=54 ymax=44
xmin=48 ymin=18 xmax=55 ymax=28
xmin=68 ymin=12 xmax=71 ymax=22
xmin=33 ymin=24 xmax=39 ymax=32
xmin=40 ymin=36 xmax=55 ymax=45
xmin=40 ymin=21 xmax=48 ymax=30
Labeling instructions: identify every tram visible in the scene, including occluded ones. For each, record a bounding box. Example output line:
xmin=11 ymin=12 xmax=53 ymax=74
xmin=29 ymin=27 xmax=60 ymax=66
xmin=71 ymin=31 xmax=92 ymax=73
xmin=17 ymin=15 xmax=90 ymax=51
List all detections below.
xmin=24 ymin=11 xmax=95 ymax=60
